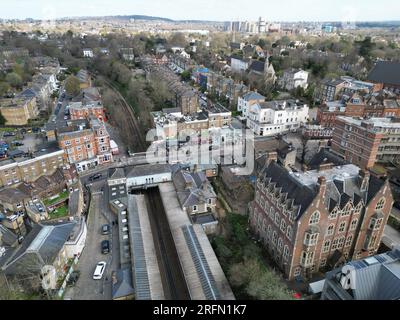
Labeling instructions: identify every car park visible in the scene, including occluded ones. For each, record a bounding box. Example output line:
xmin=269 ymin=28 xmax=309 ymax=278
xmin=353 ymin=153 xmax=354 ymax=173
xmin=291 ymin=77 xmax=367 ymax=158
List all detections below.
xmin=93 ymin=262 xmax=106 ymax=280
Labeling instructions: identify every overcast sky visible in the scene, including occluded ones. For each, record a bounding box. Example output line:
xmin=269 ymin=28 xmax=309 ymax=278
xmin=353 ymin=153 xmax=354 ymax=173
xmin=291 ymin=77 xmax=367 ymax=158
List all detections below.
xmin=1 ymin=0 xmax=399 ymax=21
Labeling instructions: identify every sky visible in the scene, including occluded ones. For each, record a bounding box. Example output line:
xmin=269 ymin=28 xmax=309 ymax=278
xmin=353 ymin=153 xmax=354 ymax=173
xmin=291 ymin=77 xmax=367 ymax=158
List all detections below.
xmin=0 ymin=0 xmax=399 ymax=22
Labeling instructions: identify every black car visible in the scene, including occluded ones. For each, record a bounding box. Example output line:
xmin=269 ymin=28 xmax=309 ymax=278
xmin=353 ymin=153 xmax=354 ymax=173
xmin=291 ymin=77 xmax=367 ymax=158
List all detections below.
xmin=12 ymin=141 xmax=24 ymax=146
xmin=88 ymin=173 xmax=102 ymax=182
xmin=101 ymin=240 xmax=110 ymax=254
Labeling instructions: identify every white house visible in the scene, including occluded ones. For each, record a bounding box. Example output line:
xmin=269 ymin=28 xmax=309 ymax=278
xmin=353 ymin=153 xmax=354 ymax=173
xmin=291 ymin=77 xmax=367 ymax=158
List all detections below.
xmin=278 ymin=68 xmax=309 ymax=91
xmin=230 ymin=56 xmax=250 ymax=73
xmin=180 ymin=51 xmax=191 ymax=59
xmin=83 ymin=49 xmax=94 ymax=58
xmin=237 ymin=91 xmax=266 ymax=116
xmin=126 ymin=164 xmax=172 ymax=189
xmin=246 ymin=100 xmax=309 ymax=136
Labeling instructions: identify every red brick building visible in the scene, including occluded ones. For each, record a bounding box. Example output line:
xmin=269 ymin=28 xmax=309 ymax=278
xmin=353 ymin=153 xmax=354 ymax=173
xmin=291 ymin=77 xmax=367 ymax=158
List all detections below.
xmin=331 ymin=116 xmax=383 ymax=169
xmin=249 ymin=161 xmax=393 ymax=280
xmin=69 ymin=101 xmax=105 ymax=122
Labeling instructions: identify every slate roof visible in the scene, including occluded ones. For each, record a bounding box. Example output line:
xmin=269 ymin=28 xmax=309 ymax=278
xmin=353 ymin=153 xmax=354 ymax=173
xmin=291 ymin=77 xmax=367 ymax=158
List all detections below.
xmin=173 ymin=170 xmax=216 ymax=208
xmin=108 ymin=167 xmax=126 ymax=180
xmin=2 ymin=222 xmax=75 ymax=274
xmin=307 ymin=149 xmax=348 ymax=170
xmin=367 ymin=61 xmax=400 ymax=86
xmin=242 ymin=91 xmax=266 ymax=102
xmin=112 ymin=268 xmax=135 ymax=300
xmin=249 ymin=60 xmax=265 ymax=73
xmin=325 ymin=248 xmax=400 ymax=300
xmin=260 ymin=161 xmax=387 ymax=218
xmin=126 ymin=164 xmax=171 ymax=178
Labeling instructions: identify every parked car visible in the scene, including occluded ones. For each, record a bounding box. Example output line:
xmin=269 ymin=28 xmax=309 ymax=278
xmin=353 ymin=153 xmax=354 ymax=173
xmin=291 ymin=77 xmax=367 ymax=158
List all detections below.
xmin=32 ymin=127 xmax=40 ymax=133
xmin=101 ymin=224 xmax=110 ymax=235
xmin=89 ymin=173 xmax=102 ymax=182
xmin=101 ymin=240 xmax=110 ymax=254
xmin=67 ymin=270 xmax=81 ymax=287
xmin=3 ymin=132 xmax=16 ymax=137
xmin=12 ymin=141 xmax=24 ymax=146
xmin=93 ymin=262 xmax=107 ymax=280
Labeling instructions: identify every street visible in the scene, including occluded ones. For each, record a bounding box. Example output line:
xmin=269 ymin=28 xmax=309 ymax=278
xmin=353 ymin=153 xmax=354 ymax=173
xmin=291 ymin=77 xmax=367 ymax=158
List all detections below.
xmin=64 ymin=179 xmax=120 ymax=300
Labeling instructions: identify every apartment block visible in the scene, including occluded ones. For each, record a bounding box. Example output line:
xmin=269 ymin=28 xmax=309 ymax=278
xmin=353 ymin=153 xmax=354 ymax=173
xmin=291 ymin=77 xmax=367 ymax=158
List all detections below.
xmin=332 ymin=116 xmax=400 ymax=168
xmin=0 ymin=96 xmax=38 ymax=125
xmin=0 ymin=143 xmax=64 ymax=188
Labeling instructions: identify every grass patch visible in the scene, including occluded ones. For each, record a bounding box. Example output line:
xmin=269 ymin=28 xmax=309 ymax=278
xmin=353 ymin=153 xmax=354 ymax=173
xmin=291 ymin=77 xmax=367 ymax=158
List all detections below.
xmin=49 ymin=205 xmax=69 ymax=220
xmin=44 ymin=191 xmax=69 ymax=207
xmin=0 ymin=127 xmax=17 ymax=132
xmin=211 ymin=213 xmax=294 ymax=300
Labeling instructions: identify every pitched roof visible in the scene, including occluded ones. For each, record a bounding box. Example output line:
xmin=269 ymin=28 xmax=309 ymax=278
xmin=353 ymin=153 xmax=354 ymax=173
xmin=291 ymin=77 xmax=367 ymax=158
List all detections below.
xmin=261 ymin=162 xmax=317 ymax=217
xmin=242 ymin=91 xmax=266 ymax=102
xmin=112 ymin=268 xmax=135 ymax=299
xmin=367 ymin=61 xmax=400 ymax=86
xmin=3 ymin=222 xmax=75 ymax=274
xmin=307 ymin=149 xmax=348 ymax=170
xmin=249 ymin=60 xmax=265 ymax=73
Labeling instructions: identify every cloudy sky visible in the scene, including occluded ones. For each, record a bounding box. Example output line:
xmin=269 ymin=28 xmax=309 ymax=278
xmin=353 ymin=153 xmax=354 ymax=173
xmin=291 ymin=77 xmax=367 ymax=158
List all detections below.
xmin=1 ymin=0 xmax=399 ymax=21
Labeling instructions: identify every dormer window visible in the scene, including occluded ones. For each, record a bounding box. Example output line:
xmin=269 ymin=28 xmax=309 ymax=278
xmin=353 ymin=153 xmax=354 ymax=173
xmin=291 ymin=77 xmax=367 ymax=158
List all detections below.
xmin=341 ymin=204 xmax=352 ymax=217
xmin=330 ymin=208 xmax=338 ymax=219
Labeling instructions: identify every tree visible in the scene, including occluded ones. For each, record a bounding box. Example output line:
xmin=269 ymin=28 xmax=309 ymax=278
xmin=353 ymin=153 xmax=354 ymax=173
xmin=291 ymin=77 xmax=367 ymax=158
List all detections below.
xmin=169 ymin=32 xmax=187 ymax=48
xmin=65 ymin=75 xmax=81 ymax=97
xmin=0 ymin=82 xmax=10 ymax=97
xmin=6 ymin=72 xmax=23 ymax=88
xmin=180 ymin=70 xmax=191 ymax=82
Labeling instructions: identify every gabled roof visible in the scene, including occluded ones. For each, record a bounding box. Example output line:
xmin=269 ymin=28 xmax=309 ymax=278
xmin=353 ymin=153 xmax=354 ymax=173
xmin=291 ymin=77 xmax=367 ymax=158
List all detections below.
xmin=367 ymin=61 xmax=400 ymax=86
xmin=307 ymin=149 xmax=348 ymax=170
xmin=3 ymin=222 xmax=75 ymax=274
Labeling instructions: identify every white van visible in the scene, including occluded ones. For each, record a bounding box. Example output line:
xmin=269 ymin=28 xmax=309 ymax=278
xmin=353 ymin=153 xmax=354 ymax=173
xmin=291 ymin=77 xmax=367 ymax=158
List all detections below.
xmin=93 ymin=261 xmax=107 ymax=280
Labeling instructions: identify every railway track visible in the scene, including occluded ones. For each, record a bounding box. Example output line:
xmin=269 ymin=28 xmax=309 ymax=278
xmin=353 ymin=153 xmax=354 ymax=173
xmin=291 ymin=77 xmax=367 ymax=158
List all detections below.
xmin=145 ymin=187 xmax=190 ymax=300
xmin=93 ymin=74 xmax=147 ymax=152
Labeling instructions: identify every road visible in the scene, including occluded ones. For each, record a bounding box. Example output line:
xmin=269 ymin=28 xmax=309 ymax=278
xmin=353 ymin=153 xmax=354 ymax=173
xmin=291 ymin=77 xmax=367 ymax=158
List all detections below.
xmin=64 ymin=180 xmax=120 ymax=300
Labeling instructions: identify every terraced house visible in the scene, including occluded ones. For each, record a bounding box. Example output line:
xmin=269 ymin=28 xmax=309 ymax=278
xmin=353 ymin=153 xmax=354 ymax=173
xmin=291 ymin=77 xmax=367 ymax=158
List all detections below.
xmin=250 ymin=160 xmax=393 ymax=280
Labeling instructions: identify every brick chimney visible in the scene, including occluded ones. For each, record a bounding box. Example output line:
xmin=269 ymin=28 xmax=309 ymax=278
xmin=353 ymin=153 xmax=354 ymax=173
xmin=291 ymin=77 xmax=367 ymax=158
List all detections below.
xmin=318 ymin=176 xmax=327 ymax=195
xmin=266 ymin=151 xmax=278 ymax=166
xmin=359 ymin=169 xmax=370 ymax=192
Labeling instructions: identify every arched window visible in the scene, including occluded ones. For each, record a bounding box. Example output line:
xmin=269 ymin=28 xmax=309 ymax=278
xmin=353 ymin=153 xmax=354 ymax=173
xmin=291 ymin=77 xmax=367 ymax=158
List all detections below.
xmin=376 ymin=198 xmax=385 ymax=211
xmin=280 ymin=220 xmax=287 ymax=233
xmin=309 ymin=211 xmax=320 ymax=225
xmin=275 ymin=212 xmax=280 ymax=226
xmin=267 ymin=225 xmax=272 ymax=238
xmin=339 ymin=221 xmax=347 ymax=233
xmin=322 ymin=240 xmax=331 ymax=253
xmin=277 ymin=238 xmax=283 ymax=253
xmin=330 ymin=208 xmax=338 ymax=219
xmin=341 ymin=204 xmax=352 ymax=217
xmin=345 ymin=235 xmax=353 ymax=247
xmin=272 ymin=231 xmax=278 ymax=245
xmin=350 ymin=219 xmax=358 ymax=231
xmin=283 ymin=246 xmax=290 ymax=261
xmin=286 ymin=226 xmax=293 ymax=240
xmin=327 ymin=224 xmax=335 ymax=236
